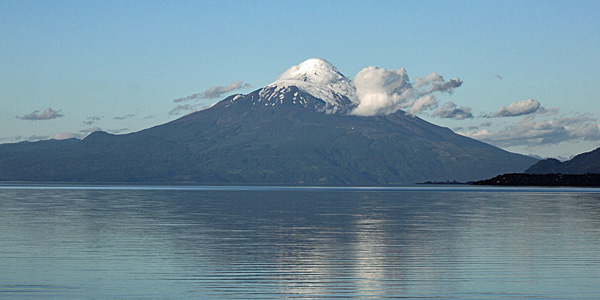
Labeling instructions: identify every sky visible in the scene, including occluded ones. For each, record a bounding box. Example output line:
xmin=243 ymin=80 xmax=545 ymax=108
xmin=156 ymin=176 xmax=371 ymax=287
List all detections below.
xmin=1 ymin=0 xmax=599 ymax=159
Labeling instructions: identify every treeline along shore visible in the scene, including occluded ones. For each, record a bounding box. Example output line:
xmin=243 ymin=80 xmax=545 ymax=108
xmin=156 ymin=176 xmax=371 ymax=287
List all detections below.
xmin=473 ymin=173 xmax=600 ymax=187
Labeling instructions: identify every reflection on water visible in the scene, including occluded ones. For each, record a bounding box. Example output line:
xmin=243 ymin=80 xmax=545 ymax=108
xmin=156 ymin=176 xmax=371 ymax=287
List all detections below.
xmin=1 ymin=187 xmax=600 ymax=299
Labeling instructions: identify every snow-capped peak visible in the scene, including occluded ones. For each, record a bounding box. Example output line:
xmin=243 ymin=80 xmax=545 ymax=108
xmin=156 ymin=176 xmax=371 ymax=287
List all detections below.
xmin=277 ymin=58 xmax=346 ymax=86
xmin=264 ymin=58 xmax=359 ymax=111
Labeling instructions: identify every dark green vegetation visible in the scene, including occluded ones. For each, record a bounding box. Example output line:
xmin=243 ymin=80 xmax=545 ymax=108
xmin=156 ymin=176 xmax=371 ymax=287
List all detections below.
xmin=417 ymin=180 xmax=474 ymax=185
xmin=473 ymin=173 xmax=600 ymax=186
xmin=0 ymin=87 xmax=537 ymax=184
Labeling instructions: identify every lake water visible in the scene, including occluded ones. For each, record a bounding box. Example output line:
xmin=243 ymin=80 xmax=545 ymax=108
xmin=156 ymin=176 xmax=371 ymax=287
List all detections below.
xmin=1 ymin=185 xmax=600 ymax=299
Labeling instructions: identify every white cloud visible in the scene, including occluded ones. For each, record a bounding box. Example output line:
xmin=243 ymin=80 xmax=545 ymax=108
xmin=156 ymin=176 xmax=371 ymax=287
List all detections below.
xmin=351 ymin=66 xmax=410 ymax=116
xmin=461 ymin=113 xmax=600 ymax=148
xmin=169 ymin=101 xmax=219 ymax=116
xmin=351 ymin=67 xmax=462 ymax=117
xmin=491 ymin=99 xmax=544 ymax=117
xmin=17 ymin=108 xmax=63 ymax=121
xmin=409 ymin=95 xmax=438 ymax=115
xmin=432 ymin=101 xmax=473 ymax=120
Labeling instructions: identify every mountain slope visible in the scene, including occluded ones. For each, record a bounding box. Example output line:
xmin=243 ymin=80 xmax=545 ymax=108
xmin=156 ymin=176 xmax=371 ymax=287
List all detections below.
xmin=0 ymin=88 xmax=536 ymax=184
xmin=0 ymin=59 xmax=538 ymax=184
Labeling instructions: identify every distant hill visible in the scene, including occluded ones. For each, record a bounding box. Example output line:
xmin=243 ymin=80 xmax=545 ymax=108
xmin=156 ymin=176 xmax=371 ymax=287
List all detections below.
xmin=475 ymin=146 xmax=600 ymax=186
xmin=526 ymin=148 xmax=600 ymax=174
xmin=525 ymin=158 xmax=562 ymax=174
xmin=0 ymin=59 xmax=537 ymax=185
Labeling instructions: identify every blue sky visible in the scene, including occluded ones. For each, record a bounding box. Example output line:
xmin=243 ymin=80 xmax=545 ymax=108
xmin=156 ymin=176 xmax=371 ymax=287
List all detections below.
xmin=1 ymin=0 xmax=599 ymax=159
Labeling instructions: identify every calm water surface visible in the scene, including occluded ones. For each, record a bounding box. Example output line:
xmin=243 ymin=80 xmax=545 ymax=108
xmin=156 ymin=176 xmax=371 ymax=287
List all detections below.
xmin=1 ymin=185 xmax=600 ymax=299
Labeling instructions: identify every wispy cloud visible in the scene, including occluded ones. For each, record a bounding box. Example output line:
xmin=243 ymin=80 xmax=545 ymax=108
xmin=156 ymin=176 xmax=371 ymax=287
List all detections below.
xmin=17 ymin=108 xmax=63 ymax=121
xmin=461 ymin=112 xmax=600 ymax=148
xmin=173 ymin=94 xmax=202 ymax=103
xmin=83 ymin=116 xmax=102 ymax=125
xmin=431 ymin=101 xmax=473 ymax=120
xmin=202 ymin=81 xmax=253 ymax=99
xmin=169 ymin=102 xmax=219 ymax=116
xmin=490 ymin=99 xmax=544 ymax=118
xmin=114 ymin=114 xmax=136 ymax=120
xmin=174 ymin=81 xmax=252 ymax=103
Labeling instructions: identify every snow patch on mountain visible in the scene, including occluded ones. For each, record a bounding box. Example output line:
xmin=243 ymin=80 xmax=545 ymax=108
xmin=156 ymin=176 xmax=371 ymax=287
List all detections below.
xmin=258 ymin=86 xmax=308 ymax=107
xmin=265 ymin=58 xmax=359 ymax=109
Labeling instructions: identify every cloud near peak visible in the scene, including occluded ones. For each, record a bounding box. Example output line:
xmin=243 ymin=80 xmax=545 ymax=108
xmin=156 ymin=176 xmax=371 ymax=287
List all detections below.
xmin=202 ymin=81 xmax=253 ymax=99
xmin=170 ymin=81 xmax=253 ymax=115
xmin=174 ymin=81 xmax=253 ymax=103
xmin=350 ymin=66 xmax=463 ymax=117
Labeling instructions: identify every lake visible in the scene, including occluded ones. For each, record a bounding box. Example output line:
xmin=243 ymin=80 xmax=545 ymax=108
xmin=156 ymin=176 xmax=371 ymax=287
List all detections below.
xmin=1 ymin=185 xmax=600 ymax=299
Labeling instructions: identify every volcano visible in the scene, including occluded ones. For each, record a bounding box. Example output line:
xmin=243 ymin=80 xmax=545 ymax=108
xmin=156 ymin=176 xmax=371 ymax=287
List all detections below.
xmin=0 ymin=59 xmax=537 ymax=184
